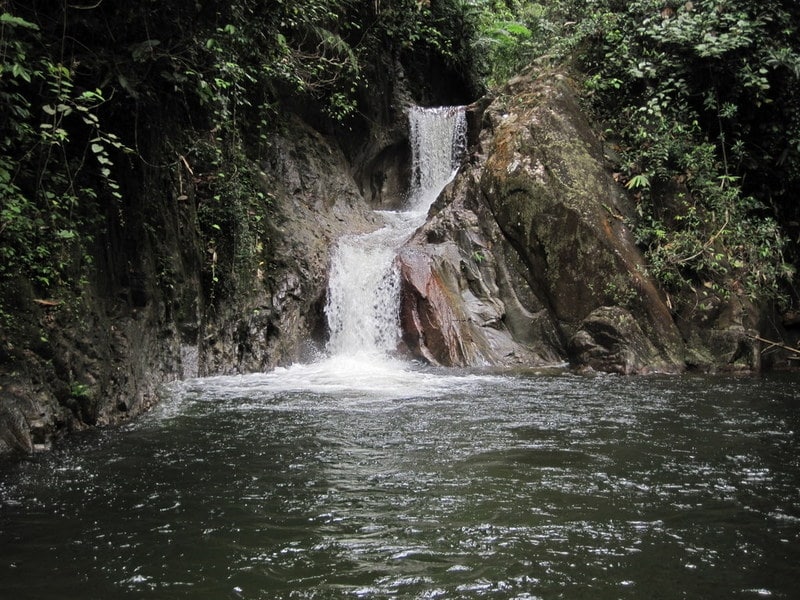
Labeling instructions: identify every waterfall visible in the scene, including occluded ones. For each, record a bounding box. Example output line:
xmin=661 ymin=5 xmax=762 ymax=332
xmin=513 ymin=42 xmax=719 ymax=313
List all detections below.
xmin=324 ymin=105 xmax=467 ymax=358
xmin=407 ymin=106 xmax=468 ymax=213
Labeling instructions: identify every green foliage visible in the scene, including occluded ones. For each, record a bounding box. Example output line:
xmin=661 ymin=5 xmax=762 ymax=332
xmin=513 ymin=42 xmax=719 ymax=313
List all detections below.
xmin=466 ymin=0 xmax=586 ymax=87
xmin=467 ymin=1 xmax=540 ymax=86
xmin=575 ymin=0 xmax=799 ymax=308
xmin=69 ymin=381 xmax=92 ymax=401
xmin=190 ymin=138 xmax=271 ymax=304
xmin=163 ymin=0 xmax=481 ymax=141
xmin=1 ymin=9 xmax=128 ymax=309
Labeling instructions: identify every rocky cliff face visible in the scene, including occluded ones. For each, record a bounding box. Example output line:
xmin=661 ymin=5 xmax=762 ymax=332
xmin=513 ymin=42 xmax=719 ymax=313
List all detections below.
xmin=199 ymin=116 xmax=380 ymax=375
xmin=397 ymin=69 xmax=767 ymax=374
xmin=0 ymin=114 xmax=382 ymax=456
xmin=0 ymin=35 xmax=476 ymax=457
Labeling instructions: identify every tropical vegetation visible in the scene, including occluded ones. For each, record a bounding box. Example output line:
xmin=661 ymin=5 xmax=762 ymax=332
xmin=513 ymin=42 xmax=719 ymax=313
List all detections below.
xmin=1 ymin=0 xmax=798 ymax=325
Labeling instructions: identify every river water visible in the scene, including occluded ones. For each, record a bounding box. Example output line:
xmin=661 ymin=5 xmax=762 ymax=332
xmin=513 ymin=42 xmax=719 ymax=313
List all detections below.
xmin=2 ymin=108 xmax=799 ymax=599
xmin=0 ymin=366 xmax=798 ymax=599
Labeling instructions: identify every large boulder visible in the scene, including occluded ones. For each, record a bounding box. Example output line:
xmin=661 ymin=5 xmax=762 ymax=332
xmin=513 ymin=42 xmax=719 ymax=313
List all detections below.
xmin=398 ymin=69 xmax=687 ymax=373
xmin=479 ymin=71 xmax=687 ymax=371
xmin=397 ymin=167 xmax=564 ymax=367
xmin=569 ymin=306 xmax=673 ymax=374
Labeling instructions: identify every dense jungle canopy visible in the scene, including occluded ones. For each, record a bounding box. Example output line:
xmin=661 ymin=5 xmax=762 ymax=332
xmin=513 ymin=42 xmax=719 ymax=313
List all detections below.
xmin=1 ymin=0 xmax=799 ymax=327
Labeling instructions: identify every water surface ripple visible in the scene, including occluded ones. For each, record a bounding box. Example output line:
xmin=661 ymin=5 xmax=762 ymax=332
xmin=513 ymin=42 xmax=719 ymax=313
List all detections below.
xmin=1 ymin=369 xmax=798 ymax=599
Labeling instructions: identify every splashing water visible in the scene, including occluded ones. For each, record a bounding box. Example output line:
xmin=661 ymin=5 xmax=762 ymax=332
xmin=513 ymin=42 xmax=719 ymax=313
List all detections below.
xmin=324 ymin=105 xmax=466 ymax=359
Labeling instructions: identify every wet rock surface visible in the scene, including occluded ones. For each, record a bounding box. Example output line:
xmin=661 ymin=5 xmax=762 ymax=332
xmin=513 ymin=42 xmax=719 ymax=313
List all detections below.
xmin=397 ymin=168 xmax=562 ymax=367
xmin=0 ymin=115 xmax=382 ymax=456
xmin=395 ymin=70 xmax=678 ymax=371
xmin=397 ymin=69 xmax=778 ymax=374
xmin=568 ymin=306 xmax=671 ymax=375
xmin=198 ymin=116 xmax=378 ymax=375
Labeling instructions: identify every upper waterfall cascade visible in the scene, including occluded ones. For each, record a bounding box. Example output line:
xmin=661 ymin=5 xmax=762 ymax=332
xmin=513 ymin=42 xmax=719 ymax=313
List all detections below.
xmin=324 ymin=105 xmax=467 ymax=358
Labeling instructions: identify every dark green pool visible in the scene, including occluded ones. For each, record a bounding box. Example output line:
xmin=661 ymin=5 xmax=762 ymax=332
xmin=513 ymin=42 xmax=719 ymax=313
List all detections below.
xmin=1 ymin=363 xmax=798 ymax=599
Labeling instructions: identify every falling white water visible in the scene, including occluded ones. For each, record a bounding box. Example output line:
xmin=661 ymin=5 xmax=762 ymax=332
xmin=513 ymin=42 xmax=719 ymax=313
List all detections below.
xmin=324 ymin=225 xmax=405 ymax=357
xmin=324 ymin=105 xmax=467 ymax=359
xmin=407 ymin=105 xmax=468 ymax=213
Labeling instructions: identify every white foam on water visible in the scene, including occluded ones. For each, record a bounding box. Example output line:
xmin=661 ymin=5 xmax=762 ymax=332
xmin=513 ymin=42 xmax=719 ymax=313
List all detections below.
xmin=176 ymin=355 xmax=505 ymax=405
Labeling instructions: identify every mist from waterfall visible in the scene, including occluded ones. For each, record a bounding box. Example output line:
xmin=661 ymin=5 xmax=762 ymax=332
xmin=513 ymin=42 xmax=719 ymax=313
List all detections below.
xmin=324 ymin=105 xmax=466 ymax=359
